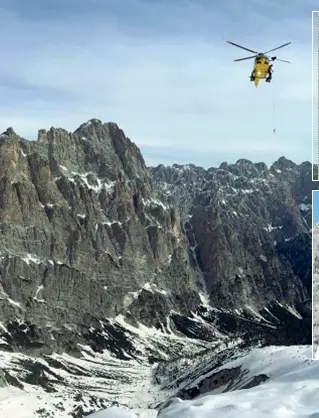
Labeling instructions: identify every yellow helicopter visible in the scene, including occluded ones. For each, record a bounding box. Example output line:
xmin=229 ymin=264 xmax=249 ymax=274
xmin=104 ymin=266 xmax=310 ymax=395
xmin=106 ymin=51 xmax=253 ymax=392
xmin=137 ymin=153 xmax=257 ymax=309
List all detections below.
xmin=226 ymin=41 xmax=291 ymax=87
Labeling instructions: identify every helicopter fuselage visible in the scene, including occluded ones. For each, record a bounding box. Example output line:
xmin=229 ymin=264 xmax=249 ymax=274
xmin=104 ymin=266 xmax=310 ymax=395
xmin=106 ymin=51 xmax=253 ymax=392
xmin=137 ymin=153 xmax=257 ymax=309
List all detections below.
xmin=253 ymin=56 xmax=270 ymax=78
xmin=251 ymin=55 xmax=272 ymax=86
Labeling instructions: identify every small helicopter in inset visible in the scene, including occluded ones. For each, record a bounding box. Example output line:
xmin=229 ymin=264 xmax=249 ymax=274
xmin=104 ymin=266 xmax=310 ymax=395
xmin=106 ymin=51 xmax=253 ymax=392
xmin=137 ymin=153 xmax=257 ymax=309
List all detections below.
xmin=226 ymin=41 xmax=291 ymax=87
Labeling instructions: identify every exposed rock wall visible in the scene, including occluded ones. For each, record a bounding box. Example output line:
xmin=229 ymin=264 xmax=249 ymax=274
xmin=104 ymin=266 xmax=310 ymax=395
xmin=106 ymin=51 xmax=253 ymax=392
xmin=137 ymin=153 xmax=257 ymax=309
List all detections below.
xmin=150 ymin=158 xmax=315 ymax=310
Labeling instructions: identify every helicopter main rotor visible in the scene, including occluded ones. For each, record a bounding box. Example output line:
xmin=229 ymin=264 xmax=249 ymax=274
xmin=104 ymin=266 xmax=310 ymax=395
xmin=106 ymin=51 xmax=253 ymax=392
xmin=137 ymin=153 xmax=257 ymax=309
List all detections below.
xmin=226 ymin=41 xmax=291 ymax=63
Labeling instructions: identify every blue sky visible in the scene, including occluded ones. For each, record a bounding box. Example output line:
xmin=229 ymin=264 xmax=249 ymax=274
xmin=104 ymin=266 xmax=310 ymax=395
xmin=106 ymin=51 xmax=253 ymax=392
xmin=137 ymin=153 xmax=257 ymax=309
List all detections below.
xmin=314 ymin=191 xmax=319 ymax=222
xmin=0 ymin=0 xmax=316 ymax=167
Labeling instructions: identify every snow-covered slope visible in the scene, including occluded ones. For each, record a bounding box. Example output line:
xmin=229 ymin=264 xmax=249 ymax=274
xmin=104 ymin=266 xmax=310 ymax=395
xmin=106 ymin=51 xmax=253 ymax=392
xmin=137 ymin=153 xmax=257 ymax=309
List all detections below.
xmin=0 ymin=295 xmax=313 ymax=417
xmin=87 ymin=345 xmax=315 ymax=418
xmin=0 ymin=314 xmax=218 ymax=417
xmin=157 ymin=347 xmax=316 ymax=418
xmin=0 ymin=301 xmax=312 ymax=417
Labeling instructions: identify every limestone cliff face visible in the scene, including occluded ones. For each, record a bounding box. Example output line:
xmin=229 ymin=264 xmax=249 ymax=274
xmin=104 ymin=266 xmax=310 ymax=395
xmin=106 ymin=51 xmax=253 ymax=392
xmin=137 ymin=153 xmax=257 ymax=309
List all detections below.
xmin=0 ymin=119 xmax=199 ymax=354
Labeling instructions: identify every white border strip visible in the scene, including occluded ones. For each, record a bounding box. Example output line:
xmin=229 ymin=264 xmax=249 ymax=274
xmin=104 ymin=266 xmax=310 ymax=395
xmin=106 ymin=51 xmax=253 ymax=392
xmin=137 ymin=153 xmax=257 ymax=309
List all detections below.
xmin=313 ymin=11 xmax=319 ymax=180
xmin=311 ymin=11 xmax=315 ymax=181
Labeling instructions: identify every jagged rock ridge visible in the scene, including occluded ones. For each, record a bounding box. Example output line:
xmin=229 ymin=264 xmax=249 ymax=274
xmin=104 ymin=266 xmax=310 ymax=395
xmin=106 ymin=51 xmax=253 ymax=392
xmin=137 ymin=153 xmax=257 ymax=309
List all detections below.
xmin=150 ymin=157 xmax=315 ymax=311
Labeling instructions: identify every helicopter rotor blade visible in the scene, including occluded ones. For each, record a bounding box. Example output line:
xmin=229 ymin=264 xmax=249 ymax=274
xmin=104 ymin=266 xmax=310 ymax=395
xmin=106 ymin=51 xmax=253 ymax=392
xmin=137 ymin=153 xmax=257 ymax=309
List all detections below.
xmin=226 ymin=41 xmax=259 ymax=54
xmin=263 ymin=42 xmax=291 ymax=54
xmin=267 ymin=55 xmax=291 ymax=63
xmin=275 ymin=58 xmax=291 ymax=63
xmin=234 ymin=55 xmax=258 ymax=62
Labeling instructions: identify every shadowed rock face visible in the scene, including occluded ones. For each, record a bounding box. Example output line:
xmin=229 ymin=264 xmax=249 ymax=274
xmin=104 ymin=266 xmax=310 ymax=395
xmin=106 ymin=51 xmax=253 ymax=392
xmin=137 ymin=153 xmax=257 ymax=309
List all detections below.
xmin=0 ymin=119 xmax=200 ymax=354
xmin=150 ymin=157 xmax=316 ymax=311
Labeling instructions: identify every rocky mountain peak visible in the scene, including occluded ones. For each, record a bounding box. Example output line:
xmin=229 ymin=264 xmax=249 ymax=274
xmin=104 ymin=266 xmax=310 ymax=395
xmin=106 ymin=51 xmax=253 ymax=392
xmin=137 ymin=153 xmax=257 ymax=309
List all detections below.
xmin=0 ymin=129 xmax=22 ymax=177
xmin=0 ymin=127 xmax=17 ymax=138
xmin=223 ymin=159 xmax=264 ymax=178
xmin=0 ymin=119 xmax=203 ymax=359
xmin=37 ymin=129 xmax=47 ymax=142
xmin=235 ymin=158 xmax=253 ymax=165
xmin=271 ymin=156 xmax=296 ymax=172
